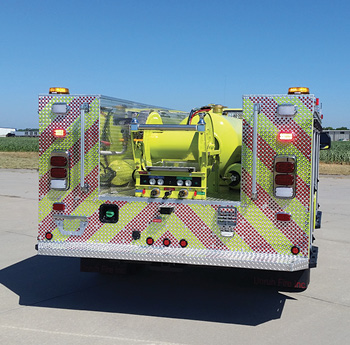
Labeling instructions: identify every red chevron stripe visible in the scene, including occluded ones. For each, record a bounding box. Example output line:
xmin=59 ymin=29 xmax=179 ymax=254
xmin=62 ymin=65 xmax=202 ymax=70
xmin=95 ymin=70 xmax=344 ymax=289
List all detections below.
xmin=108 ymin=202 xmax=160 ymax=244
xmin=248 ymin=96 xmax=312 ymax=162
xmin=174 ymin=204 xmax=229 ymax=250
xmin=210 ymin=204 xmax=277 ymax=254
xmin=65 ymin=200 xmax=128 ymax=243
xmin=242 ymin=168 xmax=309 ymax=256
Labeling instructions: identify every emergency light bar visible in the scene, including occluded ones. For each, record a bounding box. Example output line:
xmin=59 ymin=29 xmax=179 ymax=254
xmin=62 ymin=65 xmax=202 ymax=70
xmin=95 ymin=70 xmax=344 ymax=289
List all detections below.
xmin=49 ymin=87 xmax=70 ymax=94
xmin=288 ymin=87 xmax=309 ymax=94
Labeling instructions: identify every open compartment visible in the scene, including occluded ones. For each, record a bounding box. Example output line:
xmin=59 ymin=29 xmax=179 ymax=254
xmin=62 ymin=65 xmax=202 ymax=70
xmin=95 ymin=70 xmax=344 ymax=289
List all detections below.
xmin=98 ymin=97 xmax=242 ymax=202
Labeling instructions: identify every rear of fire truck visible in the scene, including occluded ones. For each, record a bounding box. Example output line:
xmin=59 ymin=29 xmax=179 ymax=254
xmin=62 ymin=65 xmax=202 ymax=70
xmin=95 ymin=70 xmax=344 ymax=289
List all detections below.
xmin=37 ymin=87 xmax=329 ymax=290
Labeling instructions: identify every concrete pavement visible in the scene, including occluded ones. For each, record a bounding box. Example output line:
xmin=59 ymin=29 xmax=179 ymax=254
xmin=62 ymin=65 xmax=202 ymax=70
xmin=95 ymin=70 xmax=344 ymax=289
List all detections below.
xmin=0 ymin=169 xmax=349 ymax=344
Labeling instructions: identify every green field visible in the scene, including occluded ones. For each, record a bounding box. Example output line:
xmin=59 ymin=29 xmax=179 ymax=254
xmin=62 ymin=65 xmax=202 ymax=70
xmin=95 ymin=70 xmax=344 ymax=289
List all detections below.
xmin=0 ymin=136 xmax=349 ymax=165
xmin=320 ymin=141 xmax=350 ymax=164
xmin=0 ymin=137 xmax=39 ymax=152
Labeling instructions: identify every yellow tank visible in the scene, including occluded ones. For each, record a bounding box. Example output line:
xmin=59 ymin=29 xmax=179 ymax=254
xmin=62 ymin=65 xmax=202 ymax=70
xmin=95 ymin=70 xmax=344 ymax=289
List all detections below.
xmin=144 ymin=107 xmax=242 ymax=177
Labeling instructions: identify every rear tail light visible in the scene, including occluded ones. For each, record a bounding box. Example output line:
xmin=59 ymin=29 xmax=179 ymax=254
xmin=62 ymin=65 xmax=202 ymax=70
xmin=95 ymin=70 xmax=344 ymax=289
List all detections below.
xmin=275 ymin=174 xmax=294 ymax=185
xmin=53 ymin=203 xmax=65 ymax=211
xmin=50 ymin=156 xmax=67 ymax=166
xmin=50 ymin=152 xmax=69 ymax=190
xmin=276 ymin=212 xmax=291 ymax=222
xmin=273 ymin=156 xmax=296 ymax=199
xmin=50 ymin=168 xmax=67 ymax=178
xmin=275 ymin=161 xmax=295 ymax=173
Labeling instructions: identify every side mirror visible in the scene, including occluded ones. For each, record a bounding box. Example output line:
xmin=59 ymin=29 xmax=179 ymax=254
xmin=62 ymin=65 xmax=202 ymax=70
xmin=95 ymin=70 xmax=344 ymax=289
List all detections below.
xmin=320 ymin=132 xmax=331 ymax=150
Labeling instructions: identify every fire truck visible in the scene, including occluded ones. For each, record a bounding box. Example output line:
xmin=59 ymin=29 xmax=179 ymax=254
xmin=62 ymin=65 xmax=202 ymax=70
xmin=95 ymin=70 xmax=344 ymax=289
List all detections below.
xmin=37 ymin=87 xmax=331 ymax=290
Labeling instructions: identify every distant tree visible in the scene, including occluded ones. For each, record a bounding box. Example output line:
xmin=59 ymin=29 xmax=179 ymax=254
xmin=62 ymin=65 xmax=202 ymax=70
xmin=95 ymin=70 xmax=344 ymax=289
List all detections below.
xmin=323 ymin=126 xmax=334 ymax=130
xmin=336 ymin=126 xmax=349 ymax=130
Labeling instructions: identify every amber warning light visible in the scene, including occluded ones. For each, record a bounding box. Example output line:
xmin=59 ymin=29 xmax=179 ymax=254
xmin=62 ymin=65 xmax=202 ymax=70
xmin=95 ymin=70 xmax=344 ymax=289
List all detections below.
xmin=288 ymin=87 xmax=309 ymax=94
xmin=49 ymin=87 xmax=70 ymax=94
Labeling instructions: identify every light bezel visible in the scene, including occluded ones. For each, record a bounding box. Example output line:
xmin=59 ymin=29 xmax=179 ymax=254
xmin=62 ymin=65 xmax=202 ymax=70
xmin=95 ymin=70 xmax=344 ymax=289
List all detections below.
xmin=273 ymin=155 xmax=296 ymax=199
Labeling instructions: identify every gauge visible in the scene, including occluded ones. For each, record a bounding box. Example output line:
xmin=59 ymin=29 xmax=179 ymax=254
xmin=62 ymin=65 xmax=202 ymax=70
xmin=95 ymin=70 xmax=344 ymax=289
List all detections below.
xmin=185 ymin=180 xmax=192 ymax=187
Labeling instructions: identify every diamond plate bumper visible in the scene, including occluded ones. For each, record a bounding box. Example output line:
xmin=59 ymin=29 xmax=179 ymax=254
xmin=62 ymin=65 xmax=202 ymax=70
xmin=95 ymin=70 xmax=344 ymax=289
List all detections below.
xmin=38 ymin=241 xmax=309 ymax=272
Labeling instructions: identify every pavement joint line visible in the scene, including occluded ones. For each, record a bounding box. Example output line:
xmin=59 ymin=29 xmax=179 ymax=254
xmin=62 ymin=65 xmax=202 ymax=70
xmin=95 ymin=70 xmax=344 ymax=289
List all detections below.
xmin=4 ymin=231 xmax=36 ymax=238
xmin=295 ymin=294 xmax=350 ymax=308
xmin=0 ymin=324 xmax=186 ymax=345
xmin=0 ymin=194 xmax=37 ymax=200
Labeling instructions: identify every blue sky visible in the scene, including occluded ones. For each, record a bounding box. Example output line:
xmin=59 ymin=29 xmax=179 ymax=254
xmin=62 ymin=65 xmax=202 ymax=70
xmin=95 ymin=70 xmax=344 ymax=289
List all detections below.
xmin=0 ymin=0 xmax=349 ymax=129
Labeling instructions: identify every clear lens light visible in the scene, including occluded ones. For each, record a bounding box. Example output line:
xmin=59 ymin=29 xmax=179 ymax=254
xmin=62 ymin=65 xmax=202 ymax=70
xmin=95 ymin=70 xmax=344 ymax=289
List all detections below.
xmin=185 ymin=180 xmax=192 ymax=187
xmin=177 ymin=179 xmax=184 ymax=186
xmin=157 ymin=178 xmax=164 ymax=185
xmin=149 ymin=178 xmax=156 ymax=185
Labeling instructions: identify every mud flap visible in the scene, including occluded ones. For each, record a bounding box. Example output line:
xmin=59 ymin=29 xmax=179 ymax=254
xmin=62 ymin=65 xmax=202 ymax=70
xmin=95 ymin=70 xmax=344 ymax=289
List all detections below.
xmin=251 ymin=268 xmax=311 ymax=292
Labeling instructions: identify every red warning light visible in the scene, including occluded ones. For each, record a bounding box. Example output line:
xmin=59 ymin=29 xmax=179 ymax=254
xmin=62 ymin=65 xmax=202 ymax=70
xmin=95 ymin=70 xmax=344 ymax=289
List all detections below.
xmin=53 ymin=129 xmax=66 ymax=138
xmin=278 ymin=131 xmax=294 ymax=142
xmin=45 ymin=232 xmax=53 ymax=240
xmin=291 ymin=246 xmax=300 ymax=255
xmin=276 ymin=213 xmax=291 ymax=222
xmin=146 ymin=237 xmax=154 ymax=246
xmin=180 ymin=239 xmax=188 ymax=248
xmin=163 ymin=238 xmax=171 ymax=247
xmin=53 ymin=203 xmax=65 ymax=211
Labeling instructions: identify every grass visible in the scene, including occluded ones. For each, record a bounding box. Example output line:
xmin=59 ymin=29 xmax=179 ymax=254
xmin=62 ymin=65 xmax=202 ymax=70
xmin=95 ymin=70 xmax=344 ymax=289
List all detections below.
xmin=0 ymin=136 xmax=349 ymax=175
xmin=319 ymin=141 xmax=350 ymax=164
xmin=0 ymin=137 xmax=39 ymax=152
xmin=0 ymin=152 xmax=39 ymax=169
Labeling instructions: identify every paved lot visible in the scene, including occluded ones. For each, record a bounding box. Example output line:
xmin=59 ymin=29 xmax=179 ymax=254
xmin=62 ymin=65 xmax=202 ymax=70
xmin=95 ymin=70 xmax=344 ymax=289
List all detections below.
xmin=0 ymin=169 xmax=349 ymax=345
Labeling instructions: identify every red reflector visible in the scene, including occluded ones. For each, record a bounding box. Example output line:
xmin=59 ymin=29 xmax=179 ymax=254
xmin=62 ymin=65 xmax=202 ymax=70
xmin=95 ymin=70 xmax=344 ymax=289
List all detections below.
xmin=275 ymin=162 xmax=295 ymax=173
xmin=50 ymin=156 xmax=67 ymax=167
xmin=146 ymin=237 xmax=154 ymax=245
xmin=180 ymin=239 xmax=188 ymax=248
xmin=45 ymin=232 xmax=53 ymax=240
xmin=153 ymin=218 xmax=162 ymax=223
xmin=139 ymin=171 xmax=148 ymax=175
xmin=291 ymin=246 xmax=300 ymax=255
xmin=278 ymin=131 xmax=294 ymax=142
xmin=164 ymin=187 xmax=175 ymax=191
xmin=51 ymin=168 xmax=67 ymax=178
xmin=275 ymin=174 xmax=294 ymax=185
xmin=276 ymin=213 xmax=291 ymax=222
xmin=53 ymin=129 xmax=66 ymax=138
xmin=53 ymin=203 xmax=65 ymax=211
xmin=194 ymin=191 xmax=197 ymax=197
xmin=316 ymin=98 xmax=320 ymax=106
xmin=163 ymin=238 xmax=171 ymax=247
